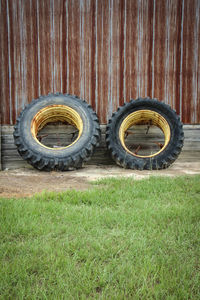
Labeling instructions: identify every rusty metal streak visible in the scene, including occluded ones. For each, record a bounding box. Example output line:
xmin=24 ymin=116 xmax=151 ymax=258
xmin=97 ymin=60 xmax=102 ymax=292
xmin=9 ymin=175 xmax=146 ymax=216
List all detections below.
xmin=180 ymin=0 xmax=184 ymax=121
xmin=6 ymin=0 xmax=12 ymax=124
xmin=95 ymin=0 xmax=98 ymax=113
xmin=123 ymin=0 xmax=126 ymax=101
xmin=151 ymin=0 xmax=156 ymax=98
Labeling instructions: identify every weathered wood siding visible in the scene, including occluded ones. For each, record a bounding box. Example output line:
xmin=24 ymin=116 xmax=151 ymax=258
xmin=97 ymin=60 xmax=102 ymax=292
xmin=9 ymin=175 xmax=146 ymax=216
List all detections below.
xmin=1 ymin=125 xmax=200 ymax=170
xmin=0 ymin=0 xmax=200 ymax=125
xmin=0 ymin=123 xmax=1 ymax=170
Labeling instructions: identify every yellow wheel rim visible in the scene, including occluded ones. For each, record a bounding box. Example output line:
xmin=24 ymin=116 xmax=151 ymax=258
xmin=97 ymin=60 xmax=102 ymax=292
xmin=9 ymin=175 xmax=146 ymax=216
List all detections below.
xmin=119 ymin=110 xmax=171 ymax=158
xmin=31 ymin=105 xmax=83 ymax=150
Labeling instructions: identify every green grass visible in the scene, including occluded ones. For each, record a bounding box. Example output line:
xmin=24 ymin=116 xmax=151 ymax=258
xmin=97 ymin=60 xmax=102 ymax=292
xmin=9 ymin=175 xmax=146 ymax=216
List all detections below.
xmin=0 ymin=175 xmax=200 ymax=299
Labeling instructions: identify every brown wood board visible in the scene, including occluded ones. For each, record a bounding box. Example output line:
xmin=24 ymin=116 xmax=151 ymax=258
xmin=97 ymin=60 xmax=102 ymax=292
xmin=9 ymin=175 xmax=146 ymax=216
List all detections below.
xmin=0 ymin=0 xmax=200 ymax=125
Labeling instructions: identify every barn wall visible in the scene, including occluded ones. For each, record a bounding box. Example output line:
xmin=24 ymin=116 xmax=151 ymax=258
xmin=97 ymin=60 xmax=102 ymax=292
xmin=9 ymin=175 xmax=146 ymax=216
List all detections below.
xmin=1 ymin=125 xmax=200 ymax=170
xmin=0 ymin=0 xmax=200 ymax=125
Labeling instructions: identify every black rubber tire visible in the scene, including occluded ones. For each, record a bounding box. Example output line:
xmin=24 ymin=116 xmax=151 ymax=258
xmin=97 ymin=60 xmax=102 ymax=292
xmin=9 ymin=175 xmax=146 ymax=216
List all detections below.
xmin=13 ymin=93 xmax=101 ymax=171
xmin=106 ymin=98 xmax=184 ymax=170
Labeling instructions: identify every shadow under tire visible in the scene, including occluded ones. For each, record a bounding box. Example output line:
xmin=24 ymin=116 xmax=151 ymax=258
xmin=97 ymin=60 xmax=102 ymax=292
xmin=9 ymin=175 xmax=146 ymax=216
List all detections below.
xmin=13 ymin=93 xmax=101 ymax=171
xmin=106 ymin=98 xmax=184 ymax=170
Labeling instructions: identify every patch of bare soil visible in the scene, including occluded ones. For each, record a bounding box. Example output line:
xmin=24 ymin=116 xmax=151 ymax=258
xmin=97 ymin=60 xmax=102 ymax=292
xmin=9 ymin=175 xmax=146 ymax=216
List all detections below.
xmin=0 ymin=162 xmax=200 ymax=198
xmin=0 ymin=169 xmax=90 ymax=198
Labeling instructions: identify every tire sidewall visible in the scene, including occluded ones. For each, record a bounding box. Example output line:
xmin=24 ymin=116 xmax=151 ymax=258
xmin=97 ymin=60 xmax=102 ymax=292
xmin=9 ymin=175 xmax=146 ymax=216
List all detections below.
xmin=19 ymin=94 xmax=95 ymax=159
xmin=107 ymin=100 xmax=182 ymax=167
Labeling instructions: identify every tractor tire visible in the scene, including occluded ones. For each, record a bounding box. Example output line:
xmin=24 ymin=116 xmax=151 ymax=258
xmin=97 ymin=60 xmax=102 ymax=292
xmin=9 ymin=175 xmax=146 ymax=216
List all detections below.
xmin=13 ymin=93 xmax=100 ymax=171
xmin=106 ymin=98 xmax=184 ymax=170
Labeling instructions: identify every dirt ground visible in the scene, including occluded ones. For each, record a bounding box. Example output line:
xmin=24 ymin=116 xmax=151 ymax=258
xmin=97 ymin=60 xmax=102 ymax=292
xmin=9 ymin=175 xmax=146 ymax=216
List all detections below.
xmin=0 ymin=161 xmax=200 ymax=198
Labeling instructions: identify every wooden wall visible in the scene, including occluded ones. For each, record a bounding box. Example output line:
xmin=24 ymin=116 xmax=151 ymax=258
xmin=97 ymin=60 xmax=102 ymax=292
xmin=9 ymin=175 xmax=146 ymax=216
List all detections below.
xmin=1 ymin=125 xmax=200 ymax=170
xmin=0 ymin=0 xmax=200 ymax=125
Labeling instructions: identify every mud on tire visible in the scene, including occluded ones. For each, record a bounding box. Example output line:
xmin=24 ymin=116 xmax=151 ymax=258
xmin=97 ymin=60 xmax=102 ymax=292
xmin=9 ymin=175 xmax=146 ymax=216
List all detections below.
xmin=13 ymin=93 xmax=101 ymax=171
xmin=106 ymin=98 xmax=184 ymax=170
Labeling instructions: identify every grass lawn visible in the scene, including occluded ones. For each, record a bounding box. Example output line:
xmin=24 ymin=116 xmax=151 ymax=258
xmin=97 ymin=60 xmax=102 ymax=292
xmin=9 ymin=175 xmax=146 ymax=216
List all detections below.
xmin=0 ymin=175 xmax=200 ymax=299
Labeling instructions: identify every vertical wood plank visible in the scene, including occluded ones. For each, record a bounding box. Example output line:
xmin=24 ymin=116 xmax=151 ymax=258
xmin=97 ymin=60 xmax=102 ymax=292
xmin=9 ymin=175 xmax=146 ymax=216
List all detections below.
xmin=96 ymin=0 xmax=110 ymax=123
xmin=181 ymin=0 xmax=198 ymax=123
xmin=0 ymin=0 xmax=10 ymax=124
xmin=124 ymin=0 xmax=139 ymax=102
